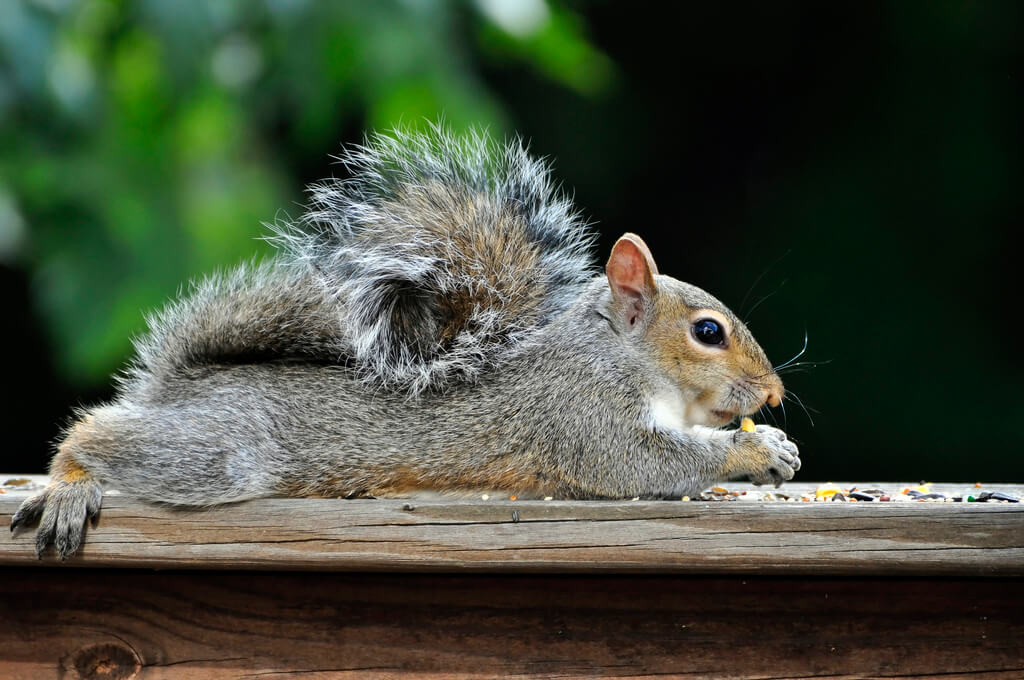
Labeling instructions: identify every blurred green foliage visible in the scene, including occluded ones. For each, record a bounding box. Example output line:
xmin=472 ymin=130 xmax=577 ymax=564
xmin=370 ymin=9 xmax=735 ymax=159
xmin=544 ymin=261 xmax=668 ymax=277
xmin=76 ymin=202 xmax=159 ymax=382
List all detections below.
xmin=3 ymin=0 xmax=1022 ymax=482
xmin=0 ymin=0 xmax=610 ymax=384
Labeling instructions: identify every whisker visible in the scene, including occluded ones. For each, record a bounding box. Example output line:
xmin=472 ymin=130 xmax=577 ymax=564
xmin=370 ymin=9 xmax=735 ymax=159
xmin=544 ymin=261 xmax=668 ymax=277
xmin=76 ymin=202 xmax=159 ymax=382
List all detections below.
xmin=777 ymin=360 xmax=832 ymax=371
xmin=744 ymin=278 xmax=788 ymax=323
xmin=774 ymin=330 xmax=809 ymax=371
xmin=785 ymin=391 xmax=820 ymax=414
xmin=784 ymin=391 xmax=817 ymax=427
xmin=774 ymin=366 xmax=831 ymax=376
xmin=775 ymin=369 xmax=816 ymax=377
xmin=739 ymin=249 xmax=792 ymax=318
xmin=776 ymin=363 xmax=832 ymax=377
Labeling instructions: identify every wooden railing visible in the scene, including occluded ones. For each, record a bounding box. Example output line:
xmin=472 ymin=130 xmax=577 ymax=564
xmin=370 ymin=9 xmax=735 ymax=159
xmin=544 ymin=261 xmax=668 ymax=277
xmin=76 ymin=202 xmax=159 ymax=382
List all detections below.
xmin=1 ymin=478 xmax=1022 ymax=679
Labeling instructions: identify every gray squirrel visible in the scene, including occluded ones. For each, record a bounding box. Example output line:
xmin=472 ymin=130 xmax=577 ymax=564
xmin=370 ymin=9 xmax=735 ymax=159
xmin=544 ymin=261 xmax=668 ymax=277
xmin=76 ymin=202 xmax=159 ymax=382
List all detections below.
xmin=12 ymin=126 xmax=800 ymax=559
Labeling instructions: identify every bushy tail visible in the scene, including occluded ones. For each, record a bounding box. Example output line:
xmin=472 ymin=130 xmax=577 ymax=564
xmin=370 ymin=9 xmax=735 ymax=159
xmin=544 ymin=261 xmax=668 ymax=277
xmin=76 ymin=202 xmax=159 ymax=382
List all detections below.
xmin=269 ymin=125 xmax=597 ymax=394
xmin=129 ymin=261 xmax=346 ymax=382
xmin=130 ymin=125 xmax=596 ymax=394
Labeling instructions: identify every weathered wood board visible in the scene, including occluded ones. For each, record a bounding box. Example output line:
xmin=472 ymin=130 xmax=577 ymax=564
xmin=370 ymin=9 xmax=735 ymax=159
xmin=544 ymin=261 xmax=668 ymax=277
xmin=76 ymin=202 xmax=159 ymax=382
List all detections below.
xmin=2 ymin=480 xmax=1022 ymax=576
xmin=0 ymin=570 xmax=1020 ymax=679
xmin=2 ymin=479 xmax=1022 ymax=679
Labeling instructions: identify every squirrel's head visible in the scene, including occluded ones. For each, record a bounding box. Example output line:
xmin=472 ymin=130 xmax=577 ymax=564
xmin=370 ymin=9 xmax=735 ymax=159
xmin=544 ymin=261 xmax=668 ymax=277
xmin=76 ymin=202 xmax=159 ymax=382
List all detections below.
xmin=605 ymin=233 xmax=784 ymax=429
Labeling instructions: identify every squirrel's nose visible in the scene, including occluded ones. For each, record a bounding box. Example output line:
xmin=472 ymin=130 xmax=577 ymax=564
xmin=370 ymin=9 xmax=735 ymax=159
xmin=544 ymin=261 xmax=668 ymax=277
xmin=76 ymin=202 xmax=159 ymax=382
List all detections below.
xmin=765 ymin=384 xmax=783 ymax=408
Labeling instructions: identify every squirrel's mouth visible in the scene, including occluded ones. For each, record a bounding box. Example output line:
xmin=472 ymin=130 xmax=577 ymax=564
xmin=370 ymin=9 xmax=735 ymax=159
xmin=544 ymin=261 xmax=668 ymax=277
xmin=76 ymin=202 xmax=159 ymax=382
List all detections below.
xmin=710 ymin=409 xmax=737 ymax=424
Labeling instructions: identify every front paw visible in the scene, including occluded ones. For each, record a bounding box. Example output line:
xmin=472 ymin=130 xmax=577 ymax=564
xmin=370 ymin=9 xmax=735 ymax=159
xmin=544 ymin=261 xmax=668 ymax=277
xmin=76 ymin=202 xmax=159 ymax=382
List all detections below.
xmin=732 ymin=424 xmax=801 ymax=487
xmin=10 ymin=479 xmax=103 ymax=559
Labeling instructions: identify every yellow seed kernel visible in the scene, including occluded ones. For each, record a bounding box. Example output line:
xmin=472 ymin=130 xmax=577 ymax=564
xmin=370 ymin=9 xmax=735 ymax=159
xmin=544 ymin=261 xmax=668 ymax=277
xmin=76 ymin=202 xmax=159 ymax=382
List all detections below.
xmin=816 ymin=482 xmax=841 ymax=499
xmin=740 ymin=417 xmax=756 ymax=432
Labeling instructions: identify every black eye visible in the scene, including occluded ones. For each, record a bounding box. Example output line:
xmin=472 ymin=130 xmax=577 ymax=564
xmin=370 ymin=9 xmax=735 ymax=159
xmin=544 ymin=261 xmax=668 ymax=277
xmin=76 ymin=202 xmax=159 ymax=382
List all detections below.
xmin=693 ymin=319 xmax=725 ymax=346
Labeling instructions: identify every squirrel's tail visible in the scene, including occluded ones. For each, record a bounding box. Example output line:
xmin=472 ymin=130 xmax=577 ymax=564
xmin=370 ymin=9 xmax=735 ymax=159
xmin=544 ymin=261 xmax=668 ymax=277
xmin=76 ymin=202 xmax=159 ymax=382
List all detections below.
xmin=269 ymin=124 xmax=597 ymax=394
xmin=129 ymin=126 xmax=596 ymax=394
xmin=128 ymin=261 xmax=346 ymax=382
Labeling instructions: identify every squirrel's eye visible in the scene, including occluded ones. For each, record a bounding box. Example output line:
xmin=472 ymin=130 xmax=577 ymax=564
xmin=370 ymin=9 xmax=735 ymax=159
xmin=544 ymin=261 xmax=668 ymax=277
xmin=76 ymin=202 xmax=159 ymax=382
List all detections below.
xmin=693 ymin=319 xmax=725 ymax=346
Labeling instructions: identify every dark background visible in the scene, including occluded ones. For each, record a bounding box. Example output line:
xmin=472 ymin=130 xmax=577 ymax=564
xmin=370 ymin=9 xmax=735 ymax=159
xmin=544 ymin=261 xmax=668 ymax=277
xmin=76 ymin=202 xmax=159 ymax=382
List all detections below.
xmin=2 ymin=1 xmax=1022 ymax=481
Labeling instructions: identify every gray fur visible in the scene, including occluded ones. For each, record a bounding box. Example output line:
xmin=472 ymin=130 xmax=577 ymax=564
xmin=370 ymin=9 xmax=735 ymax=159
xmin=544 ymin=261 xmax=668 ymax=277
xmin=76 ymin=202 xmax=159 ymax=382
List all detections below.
xmin=13 ymin=126 xmax=798 ymax=559
xmin=267 ymin=123 xmax=597 ymax=394
xmin=129 ymin=261 xmax=343 ymax=383
xmin=77 ymin=282 xmax=738 ymax=502
xmin=18 ymin=478 xmax=102 ymax=559
xmin=132 ymin=125 xmax=595 ymax=396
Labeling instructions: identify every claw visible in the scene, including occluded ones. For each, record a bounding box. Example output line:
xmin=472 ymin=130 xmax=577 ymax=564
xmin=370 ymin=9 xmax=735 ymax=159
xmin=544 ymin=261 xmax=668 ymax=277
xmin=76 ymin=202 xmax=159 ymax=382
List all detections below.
xmin=12 ymin=480 xmax=103 ymax=559
xmin=10 ymin=493 xmax=45 ymax=534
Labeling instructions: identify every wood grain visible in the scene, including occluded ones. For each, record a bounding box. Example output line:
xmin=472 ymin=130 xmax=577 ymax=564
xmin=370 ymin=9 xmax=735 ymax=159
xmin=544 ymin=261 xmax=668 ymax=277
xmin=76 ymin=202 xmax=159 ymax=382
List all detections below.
xmin=2 ymin=481 xmax=1022 ymax=576
xmin=0 ymin=569 xmax=1021 ymax=679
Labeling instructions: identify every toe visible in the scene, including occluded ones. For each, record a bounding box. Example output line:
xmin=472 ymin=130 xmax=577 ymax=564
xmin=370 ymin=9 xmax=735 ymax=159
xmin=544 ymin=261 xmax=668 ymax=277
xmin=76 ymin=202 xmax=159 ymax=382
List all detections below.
xmin=756 ymin=425 xmax=786 ymax=440
xmin=55 ymin=502 xmax=87 ymax=560
xmin=10 ymin=493 xmax=46 ymax=532
xmin=773 ymin=465 xmax=795 ymax=486
xmin=85 ymin=486 xmax=103 ymax=528
xmin=34 ymin=510 xmax=58 ymax=559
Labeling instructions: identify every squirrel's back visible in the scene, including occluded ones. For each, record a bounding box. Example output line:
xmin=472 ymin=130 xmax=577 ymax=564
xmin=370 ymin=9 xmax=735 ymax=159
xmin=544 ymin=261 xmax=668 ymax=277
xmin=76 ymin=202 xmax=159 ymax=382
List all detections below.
xmin=132 ymin=126 xmax=598 ymax=394
xmin=15 ymin=126 xmax=802 ymax=562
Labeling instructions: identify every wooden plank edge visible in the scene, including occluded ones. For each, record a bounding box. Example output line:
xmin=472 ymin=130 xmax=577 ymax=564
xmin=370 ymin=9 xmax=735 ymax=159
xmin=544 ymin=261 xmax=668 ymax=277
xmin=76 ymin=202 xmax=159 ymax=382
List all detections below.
xmin=2 ymin=495 xmax=1022 ymax=576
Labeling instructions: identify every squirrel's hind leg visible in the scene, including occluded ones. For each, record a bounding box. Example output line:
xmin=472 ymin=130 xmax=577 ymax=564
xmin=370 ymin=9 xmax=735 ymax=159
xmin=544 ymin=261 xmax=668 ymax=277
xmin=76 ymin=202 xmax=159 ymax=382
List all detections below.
xmin=10 ymin=424 xmax=104 ymax=559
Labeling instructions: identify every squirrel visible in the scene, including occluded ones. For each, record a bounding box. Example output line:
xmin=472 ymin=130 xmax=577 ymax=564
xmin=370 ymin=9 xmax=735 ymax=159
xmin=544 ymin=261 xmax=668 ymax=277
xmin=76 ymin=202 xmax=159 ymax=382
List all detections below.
xmin=11 ymin=126 xmax=800 ymax=559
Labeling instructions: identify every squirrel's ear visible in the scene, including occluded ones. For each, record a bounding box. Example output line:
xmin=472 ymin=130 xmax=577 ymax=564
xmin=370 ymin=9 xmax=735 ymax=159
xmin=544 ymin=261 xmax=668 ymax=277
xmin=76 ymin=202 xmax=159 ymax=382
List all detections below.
xmin=606 ymin=233 xmax=659 ymax=328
